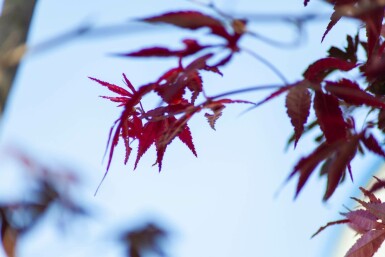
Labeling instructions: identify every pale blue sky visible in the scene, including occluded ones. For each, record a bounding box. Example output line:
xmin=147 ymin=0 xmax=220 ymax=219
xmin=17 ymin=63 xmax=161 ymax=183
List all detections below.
xmin=0 ymin=1 xmax=382 ymax=257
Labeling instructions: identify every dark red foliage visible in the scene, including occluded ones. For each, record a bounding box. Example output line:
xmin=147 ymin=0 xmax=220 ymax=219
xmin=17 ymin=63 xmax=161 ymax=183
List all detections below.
xmin=90 ymin=3 xmax=385 ymax=256
xmin=118 ymin=39 xmax=207 ymax=58
xmin=323 ymin=134 xmax=360 ymax=200
xmin=289 ymin=140 xmax=341 ymax=197
xmin=361 ymin=133 xmax=385 ymax=158
xmin=325 ymin=79 xmax=385 ymax=108
xmin=92 ymin=4 xmax=385 ymax=203
xmin=90 ymin=74 xmax=198 ymax=173
xmin=362 ymin=8 xmax=384 ymax=59
xmin=140 ymin=11 xmax=246 ymax=49
xmin=313 ymin=91 xmax=348 ymax=143
xmin=89 ymin=77 xmax=133 ymax=98
xmin=378 ymin=109 xmax=385 ymax=131
xmin=141 ymin=11 xmax=230 ymax=38
xmin=288 ymin=131 xmax=365 ymax=200
xmin=303 ymin=57 xmax=356 ymax=83
xmin=135 ymin=116 xmax=197 ymax=171
xmin=328 ymin=34 xmax=359 ymax=63
xmin=369 ymin=176 xmax=385 ymax=194
xmin=366 ymin=57 xmax=385 ymax=84
xmin=319 ymin=0 xmax=384 ymax=53
xmin=91 ymin=48 xmax=251 ymax=177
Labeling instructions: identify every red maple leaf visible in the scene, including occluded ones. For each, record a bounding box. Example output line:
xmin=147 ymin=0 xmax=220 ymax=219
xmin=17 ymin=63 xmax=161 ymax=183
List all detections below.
xmin=345 ymin=230 xmax=385 ymax=257
xmin=285 ymin=84 xmax=311 ymax=148
xmin=135 ymin=10 xmax=246 ymax=62
xmin=345 ymin=210 xmax=380 ymax=234
xmin=323 ymin=134 xmax=360 ymax=200
xmin=369 ymin=177 xmax=385 ymax=194
xmin=140 ymin=11 xmax=230 ymax=39
xmin=89 ymin=77 xmax=132 ymax=99
xmin=288 ymin=124 xmax=385 ymax=199
xmin=118 ymin=39 xmax=208 ymax=59
xmin=317 ymin=0 xmax=384 ymax=59
xmin=361 ymin=133 xmax=385 ymax=158
xmin=314 ymin=188 xmax=385 ymax=257
xmin=289 ymin=140 xmax=342 ymax=197
xmin=303 ymin=57 xmax=357 ymax=83
xmin=328 ymin=34 xmax=359 ymax=63
xmin=325 ymin=79 xmax=385 ymax=108
xmin=314 ymin=91 xmax=348 ymax=143
xmin=155 ymin=54 xmax=212 ymax=104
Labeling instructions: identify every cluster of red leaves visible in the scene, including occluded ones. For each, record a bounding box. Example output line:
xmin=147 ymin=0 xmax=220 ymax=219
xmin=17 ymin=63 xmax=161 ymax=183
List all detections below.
xmin=307 ymin=0 xmax=384 ymax=50
xmin=91 ymin=2 xmax=385 ymax=201
xmin=313 ymin=187 xmax=385 ymax=257
xmin=259 ymin=55 xmax=385 ymax=200
xmin=88 ymin=2 xmax=385 ymax=257
xmin=256 ymin=1 xmax=385 ymax=200
xmin=90 ymin=10 xmax=253 ymax=179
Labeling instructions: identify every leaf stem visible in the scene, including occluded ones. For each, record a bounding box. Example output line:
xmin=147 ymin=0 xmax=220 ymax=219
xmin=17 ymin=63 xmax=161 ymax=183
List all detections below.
xmin=208 ymin=84 xmax=285 ymax=100
xmin=241 ymin=47 xmax=289 ymax=85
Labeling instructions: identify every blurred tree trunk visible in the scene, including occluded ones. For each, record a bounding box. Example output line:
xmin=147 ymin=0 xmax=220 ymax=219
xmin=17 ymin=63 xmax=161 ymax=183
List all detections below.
xmin=0 ymin=0 xmax=36 ymax=115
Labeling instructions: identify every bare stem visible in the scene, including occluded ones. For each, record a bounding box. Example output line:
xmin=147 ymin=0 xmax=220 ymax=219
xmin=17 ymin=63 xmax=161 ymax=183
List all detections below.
xmin=241 ymin=47 xmax=289 ymax=85
xmin=208 ymin=84 xmax=284 ymax=100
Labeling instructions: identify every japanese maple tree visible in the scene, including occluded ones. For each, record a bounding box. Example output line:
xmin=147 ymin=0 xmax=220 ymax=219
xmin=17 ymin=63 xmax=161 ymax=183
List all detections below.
xmin=88 ymin=0 xmax=385 ymax=256
xmin=3 ymin=0 xmax=385 ymax=256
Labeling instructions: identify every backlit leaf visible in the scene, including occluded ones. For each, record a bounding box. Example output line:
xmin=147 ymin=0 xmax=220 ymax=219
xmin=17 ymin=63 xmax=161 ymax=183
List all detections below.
xmin=205 ymin=104 xmax=225 ymax=130
xmin=89 ymin=77 xmax=132 ymax=97
xmin=345 ymin=210 xmax=381 ymax=234
xmin=345 ymin=230 xmax=385 ymax=257
xmin=353 ymin=199 xmax=385 ymax=222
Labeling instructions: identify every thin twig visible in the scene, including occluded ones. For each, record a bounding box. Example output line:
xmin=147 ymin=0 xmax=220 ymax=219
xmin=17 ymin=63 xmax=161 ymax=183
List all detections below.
xmin=208 ymin=84 xmax=284 ymax=100
xmin=246 ymin=30 xmax=303 ymax=48
xmin=241 ymin=47 xmax=289 ymax=85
